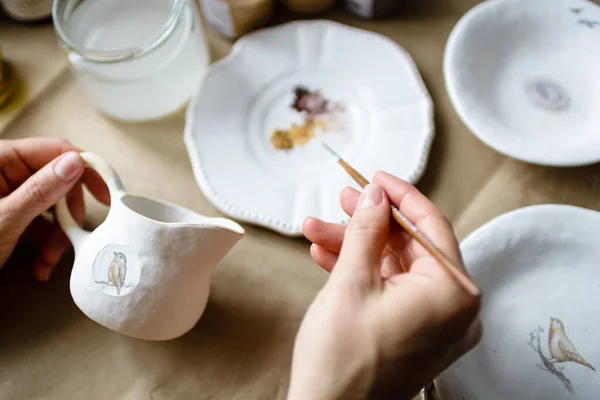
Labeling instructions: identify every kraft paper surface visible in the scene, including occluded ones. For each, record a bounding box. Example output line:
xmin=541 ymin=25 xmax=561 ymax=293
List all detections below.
xmin=1 ymin=1 xmax=599 ymax=399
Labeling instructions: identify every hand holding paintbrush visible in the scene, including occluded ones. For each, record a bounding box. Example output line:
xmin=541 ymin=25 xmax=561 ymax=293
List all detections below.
xmin=292 ymin=153 xmax=482 ymax=400
xmin=321 ymin=142 xmax=480 ymax=297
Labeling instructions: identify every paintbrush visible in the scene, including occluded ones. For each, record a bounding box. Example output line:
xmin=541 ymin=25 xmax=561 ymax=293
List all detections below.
xmin=322 ymin=142 xmax=480 ymax=297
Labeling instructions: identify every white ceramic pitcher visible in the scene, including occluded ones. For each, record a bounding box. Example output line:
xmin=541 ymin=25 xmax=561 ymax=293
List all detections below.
xmin=55 ymin=152 xmax=245 ymax=341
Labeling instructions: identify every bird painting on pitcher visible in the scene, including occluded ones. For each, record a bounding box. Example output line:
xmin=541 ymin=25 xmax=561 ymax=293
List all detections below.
xmin=108 ymin=252 xmax=127 ymax=295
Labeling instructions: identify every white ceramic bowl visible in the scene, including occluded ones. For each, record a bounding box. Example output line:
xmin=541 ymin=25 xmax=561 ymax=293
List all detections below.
xmin=435 ymin=204 xmax=600 ymax=399
xmin=444 ymin=0 xmax=600 ymax=166
xmin=184 ymin=20 xmax=434 ymax=236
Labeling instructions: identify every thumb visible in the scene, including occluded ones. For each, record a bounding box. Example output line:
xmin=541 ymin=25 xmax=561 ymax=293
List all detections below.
xmin=333 ymin=183 xmax=390 ymax=288
xmin=2 ymin=151 xmax=85 ymax=230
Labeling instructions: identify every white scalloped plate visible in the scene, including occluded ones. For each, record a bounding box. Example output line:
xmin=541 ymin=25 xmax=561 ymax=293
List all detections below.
xmin=434 ymin=204 xmax=600 ymax=399
xmin=444 ymin=0 xmax=600 ymax=166
xmin=184 ymin=20 xmax=434 ymax=236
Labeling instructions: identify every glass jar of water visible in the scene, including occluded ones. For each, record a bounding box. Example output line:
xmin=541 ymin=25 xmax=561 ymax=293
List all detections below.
xmin=52 ymin=0 xmax=210 ymax=122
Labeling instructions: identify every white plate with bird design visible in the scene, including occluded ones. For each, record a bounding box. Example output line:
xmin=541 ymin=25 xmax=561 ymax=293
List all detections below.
xmin=184 ymin=20 xmax=434 ymax=236
xmin=444 ymin=0 xmax=600 ymax=166
xmin=434 ymin=204 xmax=599 ymax=399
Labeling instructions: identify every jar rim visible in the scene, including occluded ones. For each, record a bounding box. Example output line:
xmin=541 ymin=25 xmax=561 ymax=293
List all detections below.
xmin=52 ymin=0 xmax=186 ymax=63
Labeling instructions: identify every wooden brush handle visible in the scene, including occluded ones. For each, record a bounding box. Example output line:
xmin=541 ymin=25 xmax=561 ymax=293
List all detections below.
xmin=339 ymin=159 xmax=369 ymax=187
xmin=391 ymin=205 xmax=479 ymax=296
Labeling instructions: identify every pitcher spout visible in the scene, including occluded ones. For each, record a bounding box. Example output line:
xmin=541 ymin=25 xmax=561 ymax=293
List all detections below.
xmin=183 ymin=217 xmax=245 ymax=273
xmin=201 ymin=217 xmax=245 ymax=237
xmin=117 ymin=193 xmax=245 ymax=259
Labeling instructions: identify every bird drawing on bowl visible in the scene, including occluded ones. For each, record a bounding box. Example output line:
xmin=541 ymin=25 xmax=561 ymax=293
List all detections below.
xmin=108 ymin=252 xmax=127 ymax=295
xmin=548 ymin=318 xmax=595 ymax=371
xmin=568 ymin=4 xmax=600 ymax=28
xmin=578 ymin=19 xmax=600 ymax=28
xmin=528 ymin=317 xmax=595 ymax=395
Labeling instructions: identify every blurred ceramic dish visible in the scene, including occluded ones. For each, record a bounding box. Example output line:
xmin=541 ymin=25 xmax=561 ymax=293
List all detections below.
xmin=184 ymin=20 xmax=434 ymax=236
xmin=435 ymin=204 xmax=600 ymax=399
xmin=444 ymin=0 xmax=600 ymax=166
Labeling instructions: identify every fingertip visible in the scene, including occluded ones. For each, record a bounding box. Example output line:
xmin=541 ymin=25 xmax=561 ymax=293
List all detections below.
xmin=373 ymin=170 xmax=385 ymax=181
xmin=302 ymin=216 xmax=317 ymax=232
xmin=302 ymin=216 xmax=323 ymax=242
xmin=54 ymin=151 xmax=85 ymax=182
xmin=95 ymin=188 xmax=111 ymax=207
xmin=99 ymin=190 xmax=111 ymax=206
xmin=310 ymin=243 xmax=337 ymax=273
xmin=309 ymin=242 xmax=318 ymax=257
xmin=373 ymin=170 xmax=414 ymax=196
xmin=372 ymin=170 xmax=387 ymax=186
xmin=34 ymin=263 xmax=52 ymax=282
xmin=309 ymin=243 xmax=322 ymax=266
xmin=469 ymin=287 xmax=484 ymax=314
xmin=374 ymin=170 xmax=405 ymax=183
xmin=353 ymin=183 xmax=388 ymax=212
xmin=340 ymin=186 xmax=360 ymax=217
xmin=340 ymin=186 xmax=359 ymax=202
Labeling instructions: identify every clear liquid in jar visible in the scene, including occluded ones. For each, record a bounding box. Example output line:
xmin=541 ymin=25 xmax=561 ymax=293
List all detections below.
xmin=65 ymin=0 xmax=210 ymax=122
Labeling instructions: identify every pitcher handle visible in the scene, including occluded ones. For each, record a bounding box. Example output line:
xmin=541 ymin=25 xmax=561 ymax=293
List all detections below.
xmin=55 ymin=152 xmax=125 ymax=250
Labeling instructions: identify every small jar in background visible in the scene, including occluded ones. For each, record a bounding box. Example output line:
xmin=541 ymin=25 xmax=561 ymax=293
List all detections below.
xmin=0 ymin=0 xmax=52 ymax=23
xmin=345 ymin=0 xmax=398 ymax=19
xmin=199 ymin=0 xmax=274 ymax=40
xmin=280 ymin=0 xmax=336 ymax=15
